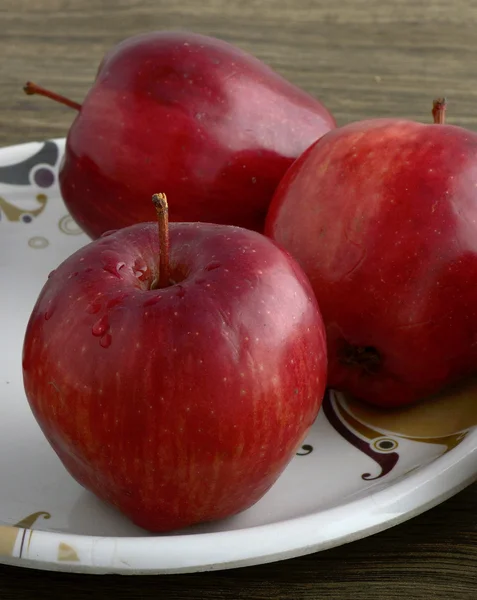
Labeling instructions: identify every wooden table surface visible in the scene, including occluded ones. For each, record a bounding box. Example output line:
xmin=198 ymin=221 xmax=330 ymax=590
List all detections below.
xmin=2 ymin=0 xmax=477 ymax=598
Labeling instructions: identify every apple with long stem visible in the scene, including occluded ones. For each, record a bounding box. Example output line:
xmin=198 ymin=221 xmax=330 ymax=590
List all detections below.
xmin=266 ymin=99 xmax=477 ymax=409
xmin=22 ymin=194 xmax=327 ymax=532
xmin=24 ymin=30 xmax=335 ymax=239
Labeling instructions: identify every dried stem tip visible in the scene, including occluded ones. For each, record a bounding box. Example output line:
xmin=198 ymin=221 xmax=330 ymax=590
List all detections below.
xmin=432 ymin=98 xmax=447 ymax=124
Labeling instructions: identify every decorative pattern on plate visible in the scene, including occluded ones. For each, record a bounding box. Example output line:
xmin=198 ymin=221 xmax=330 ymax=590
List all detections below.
xmin=0 ymin=193 xmax=48 ymax=223
xmin=0 ymin=140 xmax=58 ymax=187
xmin=323 ymin=391 xmax=399 ymax=480
xmin=0 ymin=511 xmax=80 ymax=565
xmin=0 ymin=140 xmax=59 ymax=224
xmin=324 ymin=378 xmax=477 ymax=479
xmin=0 ymin=511 xmax=51 ymax=559
xmin=296 ymin=444 xmax=313 ymax=456
xmin=58 ymin=213 xmax=83 ymax=236
xmin=28 ymin=236 xmax=49 ymax=249
xmin=0 ymin=526 xmax=19 ymax=558
xmin=57 ymin=542 xmax=80 ymax=562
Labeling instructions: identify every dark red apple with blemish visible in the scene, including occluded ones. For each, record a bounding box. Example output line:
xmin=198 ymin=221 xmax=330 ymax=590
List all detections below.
xmin=266 ymin=99 xmax=477 ymax=408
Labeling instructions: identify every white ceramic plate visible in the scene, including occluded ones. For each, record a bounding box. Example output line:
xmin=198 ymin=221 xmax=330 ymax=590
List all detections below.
xmin=1 ymin=139 xmax=477 ymax=575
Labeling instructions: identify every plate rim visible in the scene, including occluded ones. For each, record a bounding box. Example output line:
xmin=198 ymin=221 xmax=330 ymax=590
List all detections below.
xmin=1 ymin=138 xmax=477 ymax=575
xmin=2 ymin=432 xmax=476 ymax=574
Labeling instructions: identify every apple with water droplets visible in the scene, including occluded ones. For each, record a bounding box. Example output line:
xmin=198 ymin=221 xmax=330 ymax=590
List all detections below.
xmin=266 ymin=99 xmax=477 ymax=408
xmin=22 ymin=194 xmax=327 ymax=532
xmin=24 ymin=30 xmax=335 ymax=238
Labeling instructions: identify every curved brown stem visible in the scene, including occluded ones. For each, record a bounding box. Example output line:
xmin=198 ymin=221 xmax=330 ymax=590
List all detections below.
xmin=23 ymin=82 xmax=82 ymax=112
xmin=152 ymin=193 xmax=170 ymax=289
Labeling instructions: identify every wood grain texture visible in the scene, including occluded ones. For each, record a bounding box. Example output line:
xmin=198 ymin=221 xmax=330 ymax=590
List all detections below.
xmin=2 ymin=0 xmax=477 ymax=597
xmin=3 ymin=0 xmax=477 ymax=146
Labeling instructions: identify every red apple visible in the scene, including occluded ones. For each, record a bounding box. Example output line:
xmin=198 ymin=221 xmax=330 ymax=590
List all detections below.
xmin=22 ymin=194 xmax=327 ymax=532
xmin=265 ymin=99 xmax=477 ymax=409
xmin=25 ymin=31 xmax=335 ymax=238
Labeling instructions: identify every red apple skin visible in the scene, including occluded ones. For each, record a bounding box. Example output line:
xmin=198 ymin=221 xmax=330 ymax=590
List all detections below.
xmin=22 ymin=222 xmax=327 ymax=532
xmin=59 ymin=31 xmax=335 ymax=239
xmin=265 ymin=117 xmax=477 ymax=408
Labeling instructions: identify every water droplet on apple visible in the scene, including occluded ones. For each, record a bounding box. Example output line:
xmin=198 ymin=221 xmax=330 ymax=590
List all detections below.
xmin=92 ymin=315 xmax=109 ymax=337
xmin=100 ymin=229 xmax=118 ymax=238
xmin=205 ymin=261 xmax=221 ymax=271
xmin=86 ymin=301 xmax=101 ymax=314
xmin=100 ymin=333 xmax=112 ymax=348
xmin=44 ymin=307 xmax=55 ymax=321
xmin=176 ymin=286 xmax=186 ymax=299
xmin=143 ymin=295 xmax=162 ymax=307
xmin=134 ymin=258 xmax=147 ymax=271
xmin=48 ymin=269 xmax=56 ymax=279
xmin=133 ymin=258 xmax=148 ymax=280
xmin=101 ymin=251 xmax=127 ymax=278
xmin=103 ymin=263 xmax=124 ymax=278
xmin=106 ymin=293 xmax=128 ymax=309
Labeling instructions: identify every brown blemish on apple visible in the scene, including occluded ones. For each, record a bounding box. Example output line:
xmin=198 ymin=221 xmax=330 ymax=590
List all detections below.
xmin=338 ymin=343 xmax=382 ymax=375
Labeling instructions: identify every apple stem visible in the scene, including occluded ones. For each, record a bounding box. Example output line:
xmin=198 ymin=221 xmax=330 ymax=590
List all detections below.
xmin=23 ymin=81 xmax=82 ymax=112
xmin=152 ymin=193 xmax=170 ymax=289
xmin=432 ymin=98 xmax=447 ymax=124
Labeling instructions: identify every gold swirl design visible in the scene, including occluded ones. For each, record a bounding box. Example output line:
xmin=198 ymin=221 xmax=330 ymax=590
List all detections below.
xmin=14 ymin=511 xmax=51 ymax=529
xmin=58 ymin=214 xmax=83 ymax=236
xmin=0 ymin=193 xmax=48 ymax=222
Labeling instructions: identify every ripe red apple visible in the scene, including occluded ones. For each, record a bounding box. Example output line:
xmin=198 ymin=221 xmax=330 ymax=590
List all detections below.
xmin=24 ymin=30 xmax=335 ymax=239
xmin=22 ymin=194 xmax=327 ymax=532
xmin=265 ymin=99 xmax=477 ymax=409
